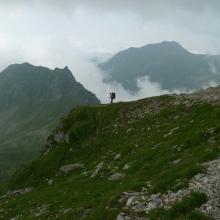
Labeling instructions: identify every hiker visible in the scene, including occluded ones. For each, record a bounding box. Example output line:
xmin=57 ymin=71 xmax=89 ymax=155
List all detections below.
xmin=110 ymin=92 xmax=116 ymax=103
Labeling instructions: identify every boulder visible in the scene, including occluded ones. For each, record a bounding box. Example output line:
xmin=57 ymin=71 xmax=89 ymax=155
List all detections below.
xmin=116 ymin=214 xmax=125 ymax=220
xmin=91 ymin=162 xmax=104 ymax=178
xmin=114 ymin=154 xmax=121 ymax=160
xmin=108 ymin=172 xmax=125 ymax=181
xmin=59 ymin=163 xmax=84 ymax=174
xmin=48 ymin=179 xmax=54 ymax=185
xmin=123 ymin=163 xmax=130 ymax=170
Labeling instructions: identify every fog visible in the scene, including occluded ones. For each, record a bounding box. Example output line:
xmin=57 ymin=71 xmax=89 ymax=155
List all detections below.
xmin=0 ymin=1 xmax=220 ymax=102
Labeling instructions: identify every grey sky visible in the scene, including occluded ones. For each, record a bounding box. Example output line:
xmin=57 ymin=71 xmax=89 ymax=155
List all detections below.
xmin=0 ymin=0 xmax=219 ymax=102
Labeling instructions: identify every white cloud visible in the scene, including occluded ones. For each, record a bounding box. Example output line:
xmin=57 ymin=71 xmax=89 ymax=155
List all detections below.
xmin=0 ymin=1 xmax=220 ymax=102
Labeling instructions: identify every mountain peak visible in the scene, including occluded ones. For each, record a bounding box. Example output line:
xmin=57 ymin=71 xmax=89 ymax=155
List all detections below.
xmin=142 ymin=41 xmax=189 ymax=53
xmin=0 ymin=63 xmax=99 ymax=108
xmin=0 ymin=62 xmax=100 ymax=180
xmin=100 ymin=41 xmax=219 ymax=93
xmin=124 ymin=41 xmax=187 ymax=53
xmin=19 ymin=62 xmax=34 ymax=67
xmin=161 ymin=41 xmax=185 ymax=49
xmin=5 ymin=63 xmax=48 ymax=74
xmin=5 ymin=63 xmax=73 ymax=76
xmin=64 ymin=66 xmax=70 ymax=71
xmin=6 ymin=62 xmax=34 ymax=69
xmin=54 ymin=66 xmax=71 ymax=72
xmin=160 ymin=40 xmax=182 ymax=46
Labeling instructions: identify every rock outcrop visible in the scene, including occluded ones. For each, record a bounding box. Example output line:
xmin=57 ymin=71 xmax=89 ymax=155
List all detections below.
xmin=59 ymin=163 xmax=84 ymax=174
xmin=118 ymin=157 xmax=220 ymax=219
xmin=108 ymin=172 xmax=125 ymax=181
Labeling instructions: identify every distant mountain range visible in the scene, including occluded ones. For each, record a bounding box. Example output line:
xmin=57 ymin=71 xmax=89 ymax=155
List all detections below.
xmin=0 ymin=63 xmax=100 ymax=180
xmin=100 ymin=41 xmax=220 ymax=92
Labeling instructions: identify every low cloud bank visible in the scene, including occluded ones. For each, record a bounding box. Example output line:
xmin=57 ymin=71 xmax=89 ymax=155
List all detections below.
xmin=0 ymin=34 xmax=186 ymax=103
xmin=0 ymin=34 xmax=217 ymax=104
xmin=72 ymin=61 xmax=194 ymax=103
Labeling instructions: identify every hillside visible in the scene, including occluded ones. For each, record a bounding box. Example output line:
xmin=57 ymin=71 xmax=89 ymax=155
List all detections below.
xmin=0 ymin=63 xmax=100 ymax=180
xmin=100 ymin=41 xmax=220 ymax=92
xmin=0 ymin=87 xmax=220 ymax=219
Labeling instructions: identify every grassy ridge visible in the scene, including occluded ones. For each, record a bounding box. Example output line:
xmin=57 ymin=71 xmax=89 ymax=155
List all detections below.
xmin=1 ymin=95 xmax=219 ymax=219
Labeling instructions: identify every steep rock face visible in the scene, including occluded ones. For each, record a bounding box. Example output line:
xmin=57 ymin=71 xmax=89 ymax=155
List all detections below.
xmin=0 ymin=63 xmax=100 ymax=179
xmin=100 ymin=41 xmax=220 ymax=92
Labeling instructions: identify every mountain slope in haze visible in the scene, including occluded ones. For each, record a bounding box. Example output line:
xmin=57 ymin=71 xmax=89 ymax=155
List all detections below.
xmin=100 ymin=41 xmax=220 ymax=92
xmin=1 ymin=87 xmax=220 ymax=219
xmin=0 ymin=63 xmax=100 ymax=180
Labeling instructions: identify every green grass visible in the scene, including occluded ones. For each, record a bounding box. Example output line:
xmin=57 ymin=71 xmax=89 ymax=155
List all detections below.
xmin=0 ymin=96 xmax=219 ymax=219
xmin=148 ymin=192 xmax=210 ymax=220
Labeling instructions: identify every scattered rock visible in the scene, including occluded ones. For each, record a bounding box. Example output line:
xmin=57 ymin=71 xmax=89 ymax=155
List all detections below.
xmin=33 ymin=204 xmax=48 ymax=217
xmin=46 ymin=126 xmax=69 ymax=148
xmin=48 ymin=179 xmax=53 ymax=185
xmin=43 ymin=148 xmax=51 ymax=156
xmin=116 ymin=214 xmax=125 ymax=220
xmin=164 ymin=127 xmax=179 ymax=138
xmin=207 ymin=128 xmax=215 ymax=135
xmin=208 ymin=138 xmax=216 ymax=144
xmin=152 ymin=143 xmax=162 ymax=150
xmin=126 ymin=196 xmax=137 ymax=207
xmin=172 ymin=159 xmax=182 ymax=165
xmin=108 ymin=172 xmax=125 ymax=181
xmin=114 ymin=154 xmax=121 ymax=160
xmin=126 ymin=128 xmax=133 ymax=133
xmin=123 ymin=163 xmax=131 ymax=170
xmin=6 ymin=188 xmax=32 ymax=197
xmin=54 ymin=130 xmax=69 ymax=144
xmin=63 ymin=208 xmax=72 ymax=214
xmin=59 ymin=163 xmax=84 ymax=174
xmin=118 ymin=157 xmax=220 ymax=219
xmin=172 ymin=145 xmax=178 ymax=150
xmin=91 ymin=162 xmax=104 ymax=178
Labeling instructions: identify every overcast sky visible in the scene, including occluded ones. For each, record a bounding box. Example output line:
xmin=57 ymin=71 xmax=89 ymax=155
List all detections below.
xmin=0 ymin=0 xmax=220 ymax=102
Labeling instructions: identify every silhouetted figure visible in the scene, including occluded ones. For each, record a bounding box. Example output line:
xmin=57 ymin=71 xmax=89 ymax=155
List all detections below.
xmin=110 ymin=92 xmax=116 ymax=103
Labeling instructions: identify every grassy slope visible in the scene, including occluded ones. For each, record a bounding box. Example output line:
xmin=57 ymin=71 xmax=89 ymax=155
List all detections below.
xmin=0 ymin=95 xmax=220 ymax=219
xmin=0 ymin=64 xmax=100 ymax=180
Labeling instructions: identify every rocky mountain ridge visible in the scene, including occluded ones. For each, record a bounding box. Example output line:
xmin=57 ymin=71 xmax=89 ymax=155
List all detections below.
xmin=0 ymin=63 xmax=100 ymax=180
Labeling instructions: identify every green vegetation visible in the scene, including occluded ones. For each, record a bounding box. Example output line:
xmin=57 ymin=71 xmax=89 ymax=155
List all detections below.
xmin=148 ymin=192 xmax=210 ymax=220
xmin=0 ymin=63 xmax=100 ymax=180
xmin=0 ymin=95 xmax=219 ymax=219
